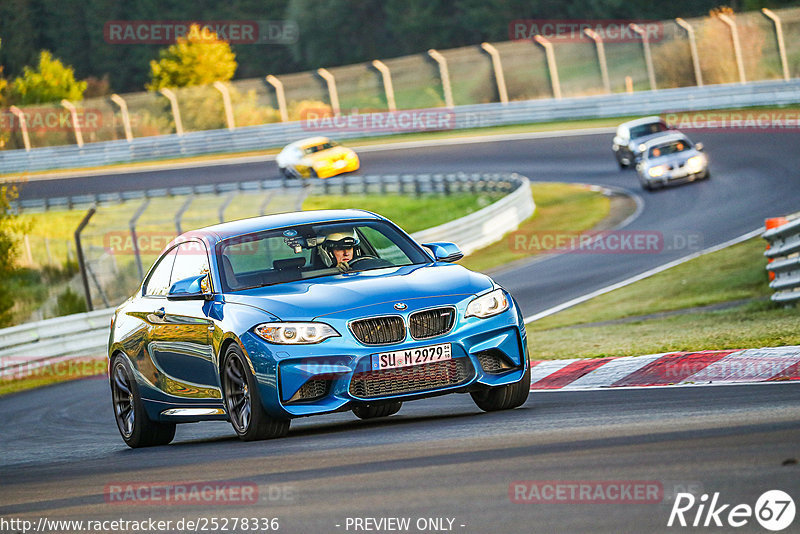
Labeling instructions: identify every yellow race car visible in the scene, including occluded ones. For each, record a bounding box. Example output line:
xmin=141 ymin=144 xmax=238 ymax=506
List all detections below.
xmin=276 ymin=136 xmax=360 ymax=179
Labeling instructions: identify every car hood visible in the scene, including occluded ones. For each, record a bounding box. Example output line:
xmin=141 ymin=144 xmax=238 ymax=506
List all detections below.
xmin=302 ymin=146 xmax=354 ymax=164
xmin=222 ymin=263 xmax=494 ymax=321
xmin=642 ymin=148 xmax=701 ymax=167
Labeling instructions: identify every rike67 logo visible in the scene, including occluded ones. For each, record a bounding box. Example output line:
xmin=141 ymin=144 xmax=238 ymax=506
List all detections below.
xmin=668 ymin=490 xmax=795 ymax=531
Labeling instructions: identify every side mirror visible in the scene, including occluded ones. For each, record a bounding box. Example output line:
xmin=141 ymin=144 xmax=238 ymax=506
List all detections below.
xmin=167 ymin=274 xmax=211 ymax=301
xmin=694 ymin=142 xmax=704 ymax=151
xmin=423 ymin=242 xmax=463 ymax=263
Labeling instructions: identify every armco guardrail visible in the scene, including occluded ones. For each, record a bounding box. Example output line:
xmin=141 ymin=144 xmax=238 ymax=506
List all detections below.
xmin=0 ymin=173 xmax=534 ymax=376
xmin=2 ymin=79 xmax=800 ymax=174
xmin=413 ymin=174 xmax=534 ymax=255
xmin=0 ymin=309 xmax=111 ymax=378
xmin=17 ymin=172 xmax=519 ymax=211
xmin=764 ymin=217 xmax=800 ymax=304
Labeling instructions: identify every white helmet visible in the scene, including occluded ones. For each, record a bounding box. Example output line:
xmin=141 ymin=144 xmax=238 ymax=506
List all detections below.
xmin=318 ymin=229 xmax=360 ymax=267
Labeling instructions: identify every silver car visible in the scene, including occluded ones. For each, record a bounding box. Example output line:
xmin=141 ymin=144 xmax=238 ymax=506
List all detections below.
xmin=612 ymin=116 xmax=670 ymax=168
xmin=635 ymin=132 xmax=709 ymax=191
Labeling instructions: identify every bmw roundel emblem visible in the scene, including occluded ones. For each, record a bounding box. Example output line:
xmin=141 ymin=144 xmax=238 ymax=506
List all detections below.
xmin=394 ymin=302 xmax=407 ymax=310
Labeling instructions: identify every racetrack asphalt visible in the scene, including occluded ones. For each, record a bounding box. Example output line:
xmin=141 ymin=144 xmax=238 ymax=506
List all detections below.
xmin=3 ymin=129 xmax=800 ymax=533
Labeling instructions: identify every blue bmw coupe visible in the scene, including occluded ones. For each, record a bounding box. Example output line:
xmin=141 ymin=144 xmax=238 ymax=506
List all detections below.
xmin=108 ymin=210 xmax=530 ymax=447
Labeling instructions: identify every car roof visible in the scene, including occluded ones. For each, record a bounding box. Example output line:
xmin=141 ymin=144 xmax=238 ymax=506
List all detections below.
xmin=175 ymin=209 xmax=382 ymax=245
xmin=619 ymin=116 xmax=665 ymax=129
xmin=286 ymin=136 xmax=333 ymax=150
xmin=640 ymin=132 xmax=691 ymax=149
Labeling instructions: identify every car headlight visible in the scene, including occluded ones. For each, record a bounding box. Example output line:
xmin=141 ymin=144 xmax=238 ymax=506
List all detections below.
xmin=686 ymin=155 xmax=705 ymax=173
xmin=254 ymin=322 xmax=340 ymax=344
xmin=637 ymin=143 xmax=647 ymax=153
xmin=466 ymin=288 xmax=509 ymax=318
xmin=648 ymin=165 xmax=668 ymax=178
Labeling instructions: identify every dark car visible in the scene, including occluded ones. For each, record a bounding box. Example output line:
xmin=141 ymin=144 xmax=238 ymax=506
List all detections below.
xmin=108 ymin=210 xmax=531 ymax=448
xmin=612 ymin=116 xmax=670 ymax=168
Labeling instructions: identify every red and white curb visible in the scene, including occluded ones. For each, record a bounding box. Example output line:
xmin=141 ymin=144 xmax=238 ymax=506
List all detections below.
xmin=529 ymin=346 xmax=800 ymax=390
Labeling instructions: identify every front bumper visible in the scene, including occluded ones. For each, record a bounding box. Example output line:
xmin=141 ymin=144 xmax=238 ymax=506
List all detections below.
xmin=640 ymin=165 xmax=707 ymax=187
xmin=240 ymin=299 xmax=527 ymax=418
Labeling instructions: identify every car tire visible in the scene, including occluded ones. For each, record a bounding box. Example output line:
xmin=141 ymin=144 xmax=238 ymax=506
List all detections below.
xmin=110 ymin=354 xmax=176 ymax=448
xmin=470 ymin=365 xmax=531 ymax=412
xmin=279 ymin=167 xmax=292 ymax=179
xmin=352 ymin=401 xmax=402 ymax=420
xmin=222 ymin=344 xmax=290 ymax=441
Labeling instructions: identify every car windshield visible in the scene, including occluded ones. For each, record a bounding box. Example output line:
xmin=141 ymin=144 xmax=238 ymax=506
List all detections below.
xmin=648 ymin=139 xmax=691 ymax=158
xmin=216 ymin=220 xmax=431 ymax=291
xmin=630 ymin=122 xmax=668 ymax=139
xmin=303 ymin=141 xmax=337 ymax=154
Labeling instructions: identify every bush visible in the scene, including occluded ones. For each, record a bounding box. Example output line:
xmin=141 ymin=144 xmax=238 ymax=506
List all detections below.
xmin=55 ymin=287 xmax=87 ymax=316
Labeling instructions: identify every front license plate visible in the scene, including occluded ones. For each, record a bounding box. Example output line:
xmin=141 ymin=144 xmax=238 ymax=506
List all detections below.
xmin=372 ymin=343 xmax=452 ymax=371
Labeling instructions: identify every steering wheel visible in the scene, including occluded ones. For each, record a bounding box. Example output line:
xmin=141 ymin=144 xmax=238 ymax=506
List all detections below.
xmin=347 ymin=255 xmax=377 ymax=266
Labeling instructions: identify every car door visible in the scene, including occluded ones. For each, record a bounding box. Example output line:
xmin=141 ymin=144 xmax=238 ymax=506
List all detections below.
xmin=148 ymin=240 xmax=220 ymax=399
xmin=118 ymin=245 xmax=178 ymax=390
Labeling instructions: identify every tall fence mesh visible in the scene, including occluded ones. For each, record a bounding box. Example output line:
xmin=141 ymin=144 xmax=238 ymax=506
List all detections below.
xmin=2 ymin=7 xmax=799 ymax=151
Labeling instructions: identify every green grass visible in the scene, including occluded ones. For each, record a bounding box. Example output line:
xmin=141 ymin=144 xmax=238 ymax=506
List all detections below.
xmin=460 ymin=183 xmax=610 ymax=273
xmin=302 ymin=192 xmax=504 ymax=234
xmin=526 ymin=237 xmax=800 ymax=360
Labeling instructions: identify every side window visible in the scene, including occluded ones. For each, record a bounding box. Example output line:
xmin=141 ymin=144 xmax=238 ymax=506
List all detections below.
xmin=144 ymin=248 xmax=177 ymax=296
xmin=170 ymin=241 xmax=211 ymax=290
xmin=359 ymin=226 xmax=410 ymax=265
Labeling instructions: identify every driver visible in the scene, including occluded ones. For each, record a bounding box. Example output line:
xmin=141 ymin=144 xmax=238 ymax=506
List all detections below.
xmin=321 ymin=230 xmax=360 ymax=272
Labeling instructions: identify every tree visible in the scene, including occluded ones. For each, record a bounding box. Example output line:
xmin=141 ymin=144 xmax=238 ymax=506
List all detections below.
xmin=0 ymin=185 xmax=23 ymax=326
xmin=0 ymin=39 xmax=7 ymax=107
xmin=147 ymin=24 xmax=237 ymax=90
xmin=8 ymin=50 xmax=87 ymax=105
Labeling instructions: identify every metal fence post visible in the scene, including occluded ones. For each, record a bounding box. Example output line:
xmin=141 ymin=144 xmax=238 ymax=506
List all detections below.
xmin=60 ymin=100 xmax=85 ymax=147
xmin=480 ymin=43 xmax=509 ymax=104
xmin=676 ymin=18 xmax=703 ymax=87
xmin=762 ymin=9 xmax=790 ymax=82
xmin=110 ymin=94 xmax=133 ymax=142
xmin=74 ymin=207 xmax=96 ymax=311
xmin=260 ymin=190 xmax=275 ymax=215
xmin=317 ymin=68 xmax=341 ymax=116
xmin=533 ymin=36 xmax=562 ymax=99
xmin=213 ymin=81 xmax=236 ymax=131
xmin=129 ymin=199 xmax=150 ymax=280
xmin=427 ymin=49 xmax=455 ymax=108
xmin=175 ymin=195 xmax=193 ymax=234
xmin=584 ymin=28 xmax=611 ymax=94
xmin=718 ymin=14 xmax=747 ymax=84
xmin=372 ymin=60 xmax=397 ymax=112
xmin=159 ymin=88 xmax=184 ymax=136
xmin=629 ymin=24 xmax=657 ymax=91
xmin=8 ymin=106 xmax=31 ymax=151
xmin=265 ymin=75 xmax=289 ymax=122
xmin=218 ymin=193 xmax=235 ymax=223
